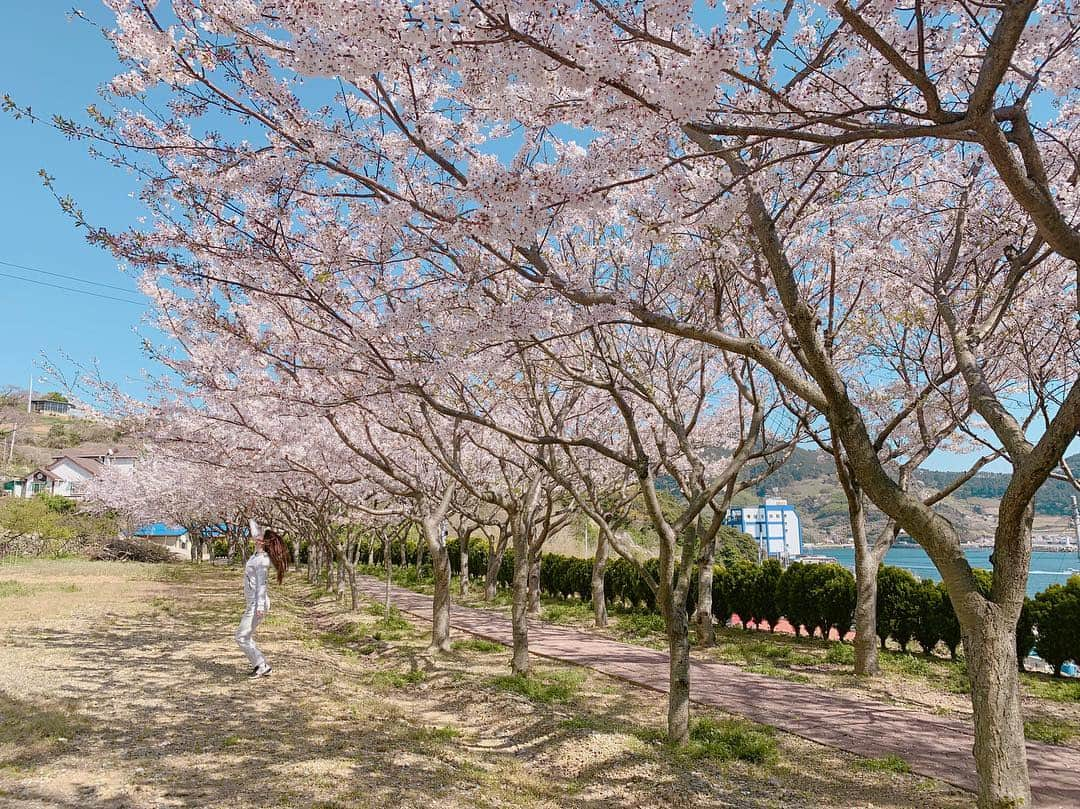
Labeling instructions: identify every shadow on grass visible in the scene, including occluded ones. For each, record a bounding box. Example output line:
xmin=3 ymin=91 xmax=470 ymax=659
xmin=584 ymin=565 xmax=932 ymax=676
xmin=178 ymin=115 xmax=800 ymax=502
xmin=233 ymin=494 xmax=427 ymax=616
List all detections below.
xmin=0 ymin=567 xmax=968 ymax=809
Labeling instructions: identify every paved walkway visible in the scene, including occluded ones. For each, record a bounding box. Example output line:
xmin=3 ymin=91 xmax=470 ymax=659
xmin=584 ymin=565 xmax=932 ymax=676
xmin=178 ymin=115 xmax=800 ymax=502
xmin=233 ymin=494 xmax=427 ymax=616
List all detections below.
xmin=355 ymin=574 xmax=1080 ymax=807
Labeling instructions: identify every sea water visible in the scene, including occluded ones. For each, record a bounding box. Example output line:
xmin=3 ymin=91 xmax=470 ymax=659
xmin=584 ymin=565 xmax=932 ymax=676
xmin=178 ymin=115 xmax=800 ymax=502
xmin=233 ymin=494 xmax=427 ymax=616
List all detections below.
xmin=806 ymin=547 xmax=1080 ymax=597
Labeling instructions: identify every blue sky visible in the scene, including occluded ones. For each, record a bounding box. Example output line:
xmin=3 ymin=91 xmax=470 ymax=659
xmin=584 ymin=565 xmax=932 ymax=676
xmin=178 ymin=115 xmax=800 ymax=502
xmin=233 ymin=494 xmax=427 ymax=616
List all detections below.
xmin=1 ymin=6 xmax=156 ymax=399
xmin=1 ymin=6 xmax=1071 ymax=473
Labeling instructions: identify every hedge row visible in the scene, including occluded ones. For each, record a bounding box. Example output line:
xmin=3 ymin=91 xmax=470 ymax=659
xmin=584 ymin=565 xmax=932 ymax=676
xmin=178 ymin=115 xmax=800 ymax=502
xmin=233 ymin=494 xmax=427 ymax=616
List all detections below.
xmin=371 ymin=536 xmax=1080 ymax=672
xmin=872 ymin=565 xmax=1043 ymax=668
xmin=371 ymin=536 xmax=857 ymax=639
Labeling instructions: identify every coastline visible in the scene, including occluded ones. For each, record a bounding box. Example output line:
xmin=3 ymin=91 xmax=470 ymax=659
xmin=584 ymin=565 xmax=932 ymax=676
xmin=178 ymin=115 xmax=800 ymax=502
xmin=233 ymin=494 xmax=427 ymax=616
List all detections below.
xmin=804 ymin=543 xmax=1080 ymax=554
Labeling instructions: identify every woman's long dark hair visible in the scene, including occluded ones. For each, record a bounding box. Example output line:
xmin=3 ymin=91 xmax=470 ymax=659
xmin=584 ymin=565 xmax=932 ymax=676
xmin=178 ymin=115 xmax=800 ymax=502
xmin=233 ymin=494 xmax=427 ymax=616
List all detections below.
xmin=262 ymin=529 xmax=290 ymax=584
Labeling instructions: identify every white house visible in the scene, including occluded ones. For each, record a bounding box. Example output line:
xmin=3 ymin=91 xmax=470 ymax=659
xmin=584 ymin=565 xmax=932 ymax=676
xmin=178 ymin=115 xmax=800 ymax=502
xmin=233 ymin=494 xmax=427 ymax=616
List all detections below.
xmin=725 ymin=497 xmax=802 ymax=560
xmin=11 ymin=444 xmax=137 ymax=499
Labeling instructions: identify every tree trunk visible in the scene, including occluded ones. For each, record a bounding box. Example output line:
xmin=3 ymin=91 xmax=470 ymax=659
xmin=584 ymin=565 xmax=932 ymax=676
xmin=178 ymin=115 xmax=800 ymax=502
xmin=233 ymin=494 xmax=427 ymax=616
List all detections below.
xmin=527 ymin=550 xmax=541 ymax=615
xmin=459 ymin=528 xmax=471 ymax=596
xmin=695 ymin=530 xmax=717 ymax=646
xmin=591 ymin=529 xmax=608 ymax=628
xmin=423 ymin=521 xmax=452 ymax=653
xmin=964 ymin=605 xmax=1031 ymax=808
xmin=852 ymin=527 xmax=883 ymax=676
xmin=510 ymin=521 xmax=530 ymax=675
xmin=666 ymin=602 xmax=691 ymax=745
xmin=383 ymin=534 xmax=392 ymax=617
xmin=838 ymin=475 xmax=888 ymax=676
xmin=484 ymin=537 xmax=506 ymax=601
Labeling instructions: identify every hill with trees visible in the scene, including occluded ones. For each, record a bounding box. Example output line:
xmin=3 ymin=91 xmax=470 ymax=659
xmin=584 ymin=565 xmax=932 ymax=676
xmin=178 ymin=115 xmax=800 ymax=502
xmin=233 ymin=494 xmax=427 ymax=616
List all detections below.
xmin=737 ymin=448 xmax=1079 ymax=543
xmin=0 ymin=386 xmax=125 ymax=481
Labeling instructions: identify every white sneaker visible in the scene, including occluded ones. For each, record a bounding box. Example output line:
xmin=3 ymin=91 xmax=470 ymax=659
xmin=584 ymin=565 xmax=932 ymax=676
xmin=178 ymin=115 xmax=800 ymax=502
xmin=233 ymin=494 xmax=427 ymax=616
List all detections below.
xmin=249 ymin=663 xmax=272 ymax=678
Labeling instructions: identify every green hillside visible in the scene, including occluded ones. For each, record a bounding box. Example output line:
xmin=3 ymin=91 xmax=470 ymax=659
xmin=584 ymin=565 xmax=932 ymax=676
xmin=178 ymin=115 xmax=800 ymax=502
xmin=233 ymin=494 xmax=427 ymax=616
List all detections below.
xmin=740 ymin=448 xmax=1078 ymax=542
xmin=0 ymin=387 xmax=124 ymax=480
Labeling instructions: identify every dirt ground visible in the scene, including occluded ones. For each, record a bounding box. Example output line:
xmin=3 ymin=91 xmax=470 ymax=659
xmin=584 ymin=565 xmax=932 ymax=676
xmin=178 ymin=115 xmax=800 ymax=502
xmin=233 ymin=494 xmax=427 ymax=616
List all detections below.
xmin=0 ymin=559 xmax=973 ymax=808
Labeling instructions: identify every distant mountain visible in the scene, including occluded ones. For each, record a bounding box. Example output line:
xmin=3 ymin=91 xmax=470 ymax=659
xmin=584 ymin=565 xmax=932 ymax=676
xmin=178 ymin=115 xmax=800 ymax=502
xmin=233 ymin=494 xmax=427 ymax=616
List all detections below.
xmin=738 ymin=448 xmax=1078 ymax=543
xmin=915 ymin=455 xmax=1079 ymax=517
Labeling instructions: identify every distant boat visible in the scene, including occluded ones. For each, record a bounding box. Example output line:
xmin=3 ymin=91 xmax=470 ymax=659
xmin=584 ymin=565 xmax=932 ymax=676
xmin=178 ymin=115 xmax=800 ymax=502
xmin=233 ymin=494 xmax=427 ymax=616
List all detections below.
xmin=794 ymin=554 xmax=839 ymax=566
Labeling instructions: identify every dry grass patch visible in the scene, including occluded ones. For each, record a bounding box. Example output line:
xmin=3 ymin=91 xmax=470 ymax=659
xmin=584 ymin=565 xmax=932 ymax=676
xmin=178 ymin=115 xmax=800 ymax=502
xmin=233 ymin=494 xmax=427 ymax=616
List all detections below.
xmin=0 ymin=560 xmax=977 ymax=808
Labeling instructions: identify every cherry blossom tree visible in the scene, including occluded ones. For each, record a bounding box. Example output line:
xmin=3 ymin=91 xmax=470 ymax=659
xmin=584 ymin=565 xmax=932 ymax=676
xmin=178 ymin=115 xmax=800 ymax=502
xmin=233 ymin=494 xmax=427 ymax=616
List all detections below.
xmin=18 ymin=3 xmax=1077 ymax=804
xmin=84 ymin=454 xmax=238 ymax=561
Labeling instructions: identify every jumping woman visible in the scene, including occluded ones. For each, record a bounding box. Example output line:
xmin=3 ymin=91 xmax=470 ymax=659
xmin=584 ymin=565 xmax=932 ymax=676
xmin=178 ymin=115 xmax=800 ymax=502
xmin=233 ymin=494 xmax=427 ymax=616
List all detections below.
xmin=236 ymin=519 xmax=289 ymax=678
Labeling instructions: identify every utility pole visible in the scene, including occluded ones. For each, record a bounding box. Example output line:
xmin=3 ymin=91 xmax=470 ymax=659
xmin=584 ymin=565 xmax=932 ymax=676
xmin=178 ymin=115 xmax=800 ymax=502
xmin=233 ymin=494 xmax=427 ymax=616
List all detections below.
xmin=26 ymin=374 xmax=32 ymax=414
xmin=1071 ymin=496 xmax=1080 ymax=557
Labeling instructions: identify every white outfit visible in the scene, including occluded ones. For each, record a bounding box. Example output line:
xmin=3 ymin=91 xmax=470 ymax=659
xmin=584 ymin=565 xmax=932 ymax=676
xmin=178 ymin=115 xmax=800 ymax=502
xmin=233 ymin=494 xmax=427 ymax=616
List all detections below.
xmin=236 ymin=605 xmax=266 ymax=668
xmin=236 ymin=527 xmax=271 ymax=668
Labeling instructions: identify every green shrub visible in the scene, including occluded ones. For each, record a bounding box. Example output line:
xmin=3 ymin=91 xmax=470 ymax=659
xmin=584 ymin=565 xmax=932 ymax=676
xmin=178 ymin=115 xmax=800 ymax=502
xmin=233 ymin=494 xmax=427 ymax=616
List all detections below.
xmin=912 ymin=578 xmax=944 ymax=656
xmin=825 ymin=642 xmax=856 ymax=665
xmin=777 ymin=562 xmax=855 ymax=639
xmin=684 ymin=717 xmax=777 ymax=764
xmin=38 ymin=493 xmax=77 ymax=514
xmin=877 ymin=566 xmax=921 ymax=651
xmin=453 ymin=637 xmax=504 ymax=653
xmin=809 ymin=564 xmax=856 ymax=640
xmin=753 ymin=559 xmax=783 ymax=631
xmin=1032 ymin=577 xmax=1080 ymax=676
xmin=1024 ymin=718 xmax=1077 ymax=745
xmin=710 ymin=564 xmax=732 ymax=625
xmin=491 ymin=670 xmax=584 ymax=704
xmin=776 ymin=562 xmax=809 ymax=637
xmin=933 ymin=581 xmax=962 ymax=659
xmin=0 ymin=495 xmax=116 ymax=558
xmin=728 ymin=559 xmax=760 ymax=628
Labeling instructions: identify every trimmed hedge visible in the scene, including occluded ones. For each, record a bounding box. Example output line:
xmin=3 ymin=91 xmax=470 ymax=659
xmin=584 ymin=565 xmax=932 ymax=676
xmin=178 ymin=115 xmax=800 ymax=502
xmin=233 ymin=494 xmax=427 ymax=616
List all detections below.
xmin=1031 ymin=576 xmax=1080 ymax=675
xmin=368 ymin=534 xmax=854 ymax=637
xmin=368 ymin=534 xmax=1073 ymax=672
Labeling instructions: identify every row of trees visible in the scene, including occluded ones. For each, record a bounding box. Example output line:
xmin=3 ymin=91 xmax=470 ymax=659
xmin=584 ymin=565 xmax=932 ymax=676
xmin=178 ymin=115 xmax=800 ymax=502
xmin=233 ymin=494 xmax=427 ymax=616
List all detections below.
xmin=35 ymin=2 xmax=1080 ymax=804
xmin=400 ymin=530 xmax=1080 ymax=673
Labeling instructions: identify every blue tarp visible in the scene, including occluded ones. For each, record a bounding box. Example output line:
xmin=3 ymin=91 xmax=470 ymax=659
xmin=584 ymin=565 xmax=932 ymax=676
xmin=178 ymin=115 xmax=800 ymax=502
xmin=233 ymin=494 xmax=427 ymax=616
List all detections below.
xmin=134 ymin=522 xmax=187 ymax=538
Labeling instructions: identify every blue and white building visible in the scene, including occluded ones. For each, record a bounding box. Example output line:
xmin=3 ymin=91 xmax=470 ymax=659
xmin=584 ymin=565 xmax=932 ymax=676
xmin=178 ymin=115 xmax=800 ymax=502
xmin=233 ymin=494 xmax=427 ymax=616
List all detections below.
xmin=725 ymin=497 xmax=802 ymax=560
xmin=133 ymin=522 xmax=209 ymax=560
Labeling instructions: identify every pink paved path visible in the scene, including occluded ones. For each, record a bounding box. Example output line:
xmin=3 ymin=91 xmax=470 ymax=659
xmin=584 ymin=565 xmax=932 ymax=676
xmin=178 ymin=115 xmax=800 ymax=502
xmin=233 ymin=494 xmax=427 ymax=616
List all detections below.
xmin=355 ymin=575 xmax=1080 ymax=807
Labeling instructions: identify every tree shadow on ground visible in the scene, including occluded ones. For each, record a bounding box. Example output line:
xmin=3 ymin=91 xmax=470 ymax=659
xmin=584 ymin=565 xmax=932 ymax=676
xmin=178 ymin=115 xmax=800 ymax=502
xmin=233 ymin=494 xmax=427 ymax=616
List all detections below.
xmin=0 ymin=569 xmax=972 ymax=809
